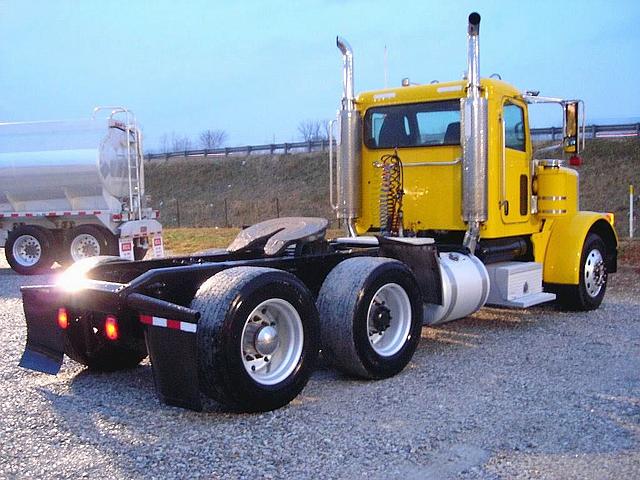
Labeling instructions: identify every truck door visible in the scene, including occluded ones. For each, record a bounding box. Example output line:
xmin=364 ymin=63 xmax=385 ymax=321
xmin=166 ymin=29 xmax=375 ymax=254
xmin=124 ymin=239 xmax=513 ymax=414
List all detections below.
xmin=500 ymin=100 xmax=530 ymax=224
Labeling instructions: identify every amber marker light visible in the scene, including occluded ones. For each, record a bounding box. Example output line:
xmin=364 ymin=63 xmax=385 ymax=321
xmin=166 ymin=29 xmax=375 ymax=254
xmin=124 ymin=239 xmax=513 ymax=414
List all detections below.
xmin=605 ymin=212 xmax=615 ymax=226
xmin=104 ymin=315 xmax=119 ymax=341
xmin=57 ymin=308 xmax=69 ymax=329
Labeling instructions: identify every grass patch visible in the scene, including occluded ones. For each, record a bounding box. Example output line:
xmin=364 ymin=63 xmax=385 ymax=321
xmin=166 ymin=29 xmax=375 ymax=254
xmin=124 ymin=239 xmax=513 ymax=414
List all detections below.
xmin=163 ymin=227 xmax=240 ymax=254
xmin=163 ymin=227 xmax=346 ymax=255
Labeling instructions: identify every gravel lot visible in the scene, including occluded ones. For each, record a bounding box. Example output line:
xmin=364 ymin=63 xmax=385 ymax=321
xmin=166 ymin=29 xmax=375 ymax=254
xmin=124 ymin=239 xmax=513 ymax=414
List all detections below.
xmin=0 ymin=257 xmax=638 ymax=480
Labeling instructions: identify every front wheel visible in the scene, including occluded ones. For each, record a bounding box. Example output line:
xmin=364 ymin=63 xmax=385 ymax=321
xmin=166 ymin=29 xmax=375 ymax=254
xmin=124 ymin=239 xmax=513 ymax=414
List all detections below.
xmin=193 ymin=267 xmax=320 ymax=412
xmin=557 ymin=233 xmax=608 ymax=311
xmin=316 ymin=257 xmax=423 ymax=379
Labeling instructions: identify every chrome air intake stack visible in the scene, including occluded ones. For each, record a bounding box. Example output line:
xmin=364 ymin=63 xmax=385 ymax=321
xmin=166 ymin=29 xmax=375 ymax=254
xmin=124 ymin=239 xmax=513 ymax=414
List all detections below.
xmin=336 ymin=37 xmax=362 ymax=237
xmin=461 ymin=12 xmax=488 ymax=253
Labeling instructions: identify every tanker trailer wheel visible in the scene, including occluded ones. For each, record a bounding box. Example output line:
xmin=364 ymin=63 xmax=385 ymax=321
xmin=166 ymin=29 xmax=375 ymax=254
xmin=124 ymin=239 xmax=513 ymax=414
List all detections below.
xmin=316 ymin=257 xmax=423 ymax=379
xmin=192 ymin=267 xmax=320 ymax=412
xmin=557 ymin=233 xmax=608 ymax=311
xmin=64 ymin=225 xmax=119 ymax=264
xmin=5 ymin=225 xmax=55 ymax=275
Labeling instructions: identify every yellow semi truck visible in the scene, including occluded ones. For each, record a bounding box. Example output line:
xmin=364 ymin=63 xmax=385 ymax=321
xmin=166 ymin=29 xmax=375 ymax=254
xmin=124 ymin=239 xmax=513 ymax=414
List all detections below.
xmin=331 ymin=12 xmax=617 ymax=314
xmin=19 ymin=12 xmax=617 ymax=413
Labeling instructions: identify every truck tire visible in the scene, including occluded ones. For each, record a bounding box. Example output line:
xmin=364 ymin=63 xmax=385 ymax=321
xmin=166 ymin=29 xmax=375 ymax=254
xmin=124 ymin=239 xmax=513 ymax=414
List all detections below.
xmin=192 ymin=267 xmax=320 ymax=412
xmin=5 ymin=225 xmax=55 ymax=275
xmin=316 ymin=257 xmax=423 ymax=379
xmin=64 ymin=324 xmax=147 ymax=372
xmin=557 ymin=233 xmax=608 ymax=311
xmin=64 ymin=225 xmax=119 ymax=264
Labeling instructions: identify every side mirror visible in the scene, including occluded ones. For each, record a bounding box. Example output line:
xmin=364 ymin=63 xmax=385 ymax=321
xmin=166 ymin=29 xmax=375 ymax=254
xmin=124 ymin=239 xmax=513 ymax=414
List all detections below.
xmin=563 ymin=101 xmax=579 ymax=154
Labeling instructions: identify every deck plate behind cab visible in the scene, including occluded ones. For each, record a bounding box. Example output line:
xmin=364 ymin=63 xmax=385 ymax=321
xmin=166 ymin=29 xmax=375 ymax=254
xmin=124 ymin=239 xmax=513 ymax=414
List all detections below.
xmin=227 ymin=217 xmax=328 ymax=256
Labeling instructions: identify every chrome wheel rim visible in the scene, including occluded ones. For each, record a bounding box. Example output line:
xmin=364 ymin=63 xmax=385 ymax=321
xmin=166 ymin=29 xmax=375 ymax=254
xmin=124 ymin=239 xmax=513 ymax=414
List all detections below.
xmin=241 ymin=298 xmax=304 ymax=385
xmin=70 ymin=234 xmax=101 ymax=262
xmin=584 ymin=248 xmax=606 ymax=298
xmin=366 ymin=283 xmax=412 ymax=357
xmin=12 ymin=235 xmax=42 ymax=267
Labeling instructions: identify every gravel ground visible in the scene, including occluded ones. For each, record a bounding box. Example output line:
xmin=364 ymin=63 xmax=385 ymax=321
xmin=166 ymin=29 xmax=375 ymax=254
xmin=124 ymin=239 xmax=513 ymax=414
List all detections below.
xmin=0 ymin=258 xmax=638 ymax=480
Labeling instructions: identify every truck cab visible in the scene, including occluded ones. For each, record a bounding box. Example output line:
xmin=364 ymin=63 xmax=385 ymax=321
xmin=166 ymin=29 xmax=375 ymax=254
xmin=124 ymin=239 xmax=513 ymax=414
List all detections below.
xmin=332 ymin=14 xmax=617 ymax=311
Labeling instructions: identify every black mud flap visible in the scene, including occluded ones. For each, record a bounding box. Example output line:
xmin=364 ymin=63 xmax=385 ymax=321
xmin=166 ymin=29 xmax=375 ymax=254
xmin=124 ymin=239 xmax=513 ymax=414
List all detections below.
xmin=19 ymin=286 xmax=65 ymax=374
xmin=377 ymin=236 xmax=443 ymax=305
xmin=144 ymin=326 xmax=202 ymax=411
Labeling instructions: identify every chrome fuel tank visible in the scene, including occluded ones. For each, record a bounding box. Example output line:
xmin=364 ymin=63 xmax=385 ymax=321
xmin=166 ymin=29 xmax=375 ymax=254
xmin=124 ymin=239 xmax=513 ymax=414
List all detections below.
xmin=0 ymin=118 xmax=135 ymax=211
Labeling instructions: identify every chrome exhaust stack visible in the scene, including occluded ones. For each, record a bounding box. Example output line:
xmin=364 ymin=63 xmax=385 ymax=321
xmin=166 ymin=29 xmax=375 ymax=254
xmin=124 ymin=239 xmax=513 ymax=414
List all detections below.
xmin=461 ymin=12 xmax=488 ymax=253
xmin=335 ymin=36 xmax=362 ymax=237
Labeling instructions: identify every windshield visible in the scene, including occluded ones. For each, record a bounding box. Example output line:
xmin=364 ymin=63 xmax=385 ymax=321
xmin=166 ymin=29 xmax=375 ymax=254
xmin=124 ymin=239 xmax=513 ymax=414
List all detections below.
xmin=364 ymin=99 xmax=461 ymax=149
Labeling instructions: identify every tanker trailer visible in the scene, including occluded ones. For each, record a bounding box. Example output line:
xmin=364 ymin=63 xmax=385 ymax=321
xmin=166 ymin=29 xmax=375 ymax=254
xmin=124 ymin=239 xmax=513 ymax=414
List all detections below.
xmin=0 ymin=107 xmax=163 ymax=274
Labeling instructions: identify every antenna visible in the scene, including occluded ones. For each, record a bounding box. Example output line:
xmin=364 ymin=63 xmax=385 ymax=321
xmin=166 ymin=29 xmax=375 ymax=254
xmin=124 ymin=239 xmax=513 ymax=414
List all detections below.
xmin=384 ymin=45 xmax=388 ymax=88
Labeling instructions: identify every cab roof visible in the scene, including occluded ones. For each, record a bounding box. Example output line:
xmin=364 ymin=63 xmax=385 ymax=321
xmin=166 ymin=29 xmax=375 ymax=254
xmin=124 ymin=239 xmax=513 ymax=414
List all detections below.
xmin=356 ymin=78 xmax=523 ymax=110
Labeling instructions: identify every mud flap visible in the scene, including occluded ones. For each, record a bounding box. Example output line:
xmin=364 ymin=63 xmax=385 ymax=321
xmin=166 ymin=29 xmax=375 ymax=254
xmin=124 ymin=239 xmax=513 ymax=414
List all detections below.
xmin=19 ymin=287 xmax=65 ymax=374
xmin=377 ymin=236 xmax=443 ymax=305
xmin=144 ymin=326 xmax=202 ymax=411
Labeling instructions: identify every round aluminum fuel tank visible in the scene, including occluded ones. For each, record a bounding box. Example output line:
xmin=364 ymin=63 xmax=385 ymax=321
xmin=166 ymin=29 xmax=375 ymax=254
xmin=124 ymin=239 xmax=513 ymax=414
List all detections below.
xmin=0 ymin=119 xmax=134 ymax=208
xmin=424 ymin=251 xmax=490 ymax=325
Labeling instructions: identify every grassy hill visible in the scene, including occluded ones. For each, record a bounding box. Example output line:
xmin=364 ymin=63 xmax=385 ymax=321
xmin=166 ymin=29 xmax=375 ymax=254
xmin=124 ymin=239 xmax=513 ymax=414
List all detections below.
xmin=575 ymin=138 xmax=639 ymax=237
xmin=145 ymin=138 xmax=639 ymax=236
xmin=145 ymin=152 xmax=332 ymax=228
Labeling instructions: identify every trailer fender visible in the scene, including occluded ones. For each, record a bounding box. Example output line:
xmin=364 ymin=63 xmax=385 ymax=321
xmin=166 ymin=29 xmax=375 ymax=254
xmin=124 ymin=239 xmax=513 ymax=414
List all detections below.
xmin=543 ymin=212 xmax=618 ymax=285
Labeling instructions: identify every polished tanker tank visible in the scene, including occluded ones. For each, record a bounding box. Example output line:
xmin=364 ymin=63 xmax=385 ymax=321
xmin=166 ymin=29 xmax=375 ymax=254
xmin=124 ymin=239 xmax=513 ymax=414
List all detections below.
xmin=0 ymin=118 xmax=136 ymax=212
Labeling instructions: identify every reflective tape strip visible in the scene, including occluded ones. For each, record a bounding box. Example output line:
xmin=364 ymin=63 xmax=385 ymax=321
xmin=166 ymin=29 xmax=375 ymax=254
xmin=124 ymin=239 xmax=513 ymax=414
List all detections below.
xmin=139 ymin=314 xmax=197 ymax=333
xmin=0 ymin=210 xmax=106 ymax=218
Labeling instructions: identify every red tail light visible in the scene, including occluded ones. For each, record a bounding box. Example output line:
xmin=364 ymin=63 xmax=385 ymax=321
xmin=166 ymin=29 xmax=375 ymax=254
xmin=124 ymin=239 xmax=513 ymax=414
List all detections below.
xmin=104 ymin=315 xmax=119 ymax=341
xmin=569 ymin=155 xmax=582 ymax=167
xmin=57 ymin=308 xmax=69 ymax=329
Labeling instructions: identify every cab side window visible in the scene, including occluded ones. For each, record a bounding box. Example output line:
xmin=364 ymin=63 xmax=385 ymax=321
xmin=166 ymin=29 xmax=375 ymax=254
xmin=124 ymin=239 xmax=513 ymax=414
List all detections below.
xmin=504 ymin=103 xmax=526 ymax=152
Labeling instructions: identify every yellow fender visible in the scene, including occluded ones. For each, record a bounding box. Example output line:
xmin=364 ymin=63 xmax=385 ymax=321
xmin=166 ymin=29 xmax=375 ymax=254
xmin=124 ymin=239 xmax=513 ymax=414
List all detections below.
xmin=542 ymin=212 xmax=618 ymax=285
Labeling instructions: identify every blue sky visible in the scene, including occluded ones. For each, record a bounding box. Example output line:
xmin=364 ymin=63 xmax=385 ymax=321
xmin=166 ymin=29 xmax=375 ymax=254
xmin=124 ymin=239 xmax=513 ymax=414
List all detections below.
xmin=1 ymin=0 xmax=639 ymax=151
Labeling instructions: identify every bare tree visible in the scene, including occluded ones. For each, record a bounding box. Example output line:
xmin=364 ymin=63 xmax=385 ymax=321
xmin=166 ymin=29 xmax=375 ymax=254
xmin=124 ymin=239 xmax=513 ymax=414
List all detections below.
xmin=158 ymin=133 xmax=170 ymax=154
xmin=199 ymin=129 xmax=228 ymax=149
xmin=171 ymin=133 xmax=192 ymax=152
xmin=297 ymin=120 xmax=329 ymax=142
xmin=323 ymin=120 xmax=333 ymax=141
